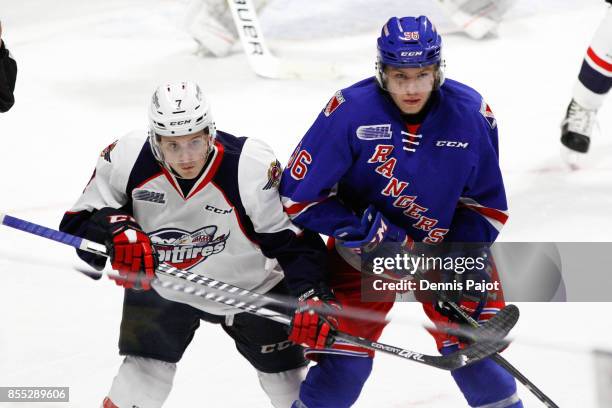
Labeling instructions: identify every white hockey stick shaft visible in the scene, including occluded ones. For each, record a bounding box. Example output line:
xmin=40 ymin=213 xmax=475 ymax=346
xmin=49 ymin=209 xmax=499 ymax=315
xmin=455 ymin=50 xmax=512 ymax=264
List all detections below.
xmin=226 ymin=0 xmax=340 ymax=79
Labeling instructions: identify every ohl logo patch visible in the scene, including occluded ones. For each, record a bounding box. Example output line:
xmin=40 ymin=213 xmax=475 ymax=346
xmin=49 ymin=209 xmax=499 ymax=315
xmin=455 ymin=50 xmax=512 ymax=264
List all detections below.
xmin=150 ymin=226 xmax=229 ymax=270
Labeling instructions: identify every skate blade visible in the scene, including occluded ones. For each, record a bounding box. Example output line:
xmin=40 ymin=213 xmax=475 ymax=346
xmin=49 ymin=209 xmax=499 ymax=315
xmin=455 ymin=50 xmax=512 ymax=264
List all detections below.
xmin=560 ymin=145 xmax=588 ymax=171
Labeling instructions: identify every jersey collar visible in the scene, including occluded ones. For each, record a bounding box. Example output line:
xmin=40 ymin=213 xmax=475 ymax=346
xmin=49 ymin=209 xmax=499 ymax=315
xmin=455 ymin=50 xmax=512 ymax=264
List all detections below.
xmin=161 ymin=141 xmax=225 ymax=200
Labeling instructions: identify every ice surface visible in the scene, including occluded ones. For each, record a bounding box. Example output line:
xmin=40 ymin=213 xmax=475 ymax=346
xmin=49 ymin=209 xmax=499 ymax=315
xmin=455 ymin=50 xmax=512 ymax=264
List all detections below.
xmin=0 ymin=0 xmax=610 ymax=406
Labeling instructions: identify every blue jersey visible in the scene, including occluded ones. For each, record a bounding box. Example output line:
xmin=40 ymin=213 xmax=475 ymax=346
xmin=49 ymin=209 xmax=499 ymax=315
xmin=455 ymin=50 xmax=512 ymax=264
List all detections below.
xmin=279 ymin=77 xmax=508 ymax=244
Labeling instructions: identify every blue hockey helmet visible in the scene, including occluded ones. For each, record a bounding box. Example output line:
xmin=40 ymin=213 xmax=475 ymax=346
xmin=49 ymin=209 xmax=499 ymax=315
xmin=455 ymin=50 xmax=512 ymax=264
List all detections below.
xmin=376 ymin=16 xmax=445 ymax=89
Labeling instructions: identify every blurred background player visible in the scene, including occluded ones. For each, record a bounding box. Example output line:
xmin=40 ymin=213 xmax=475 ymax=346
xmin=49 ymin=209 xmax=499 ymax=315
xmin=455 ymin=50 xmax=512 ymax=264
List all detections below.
xmin=281 ymin=16 xmax=521 ymax=408
xmin=560 ymin=0 xmax=612 ymax=159
xmin=0 ymin=21 xmax=17 ymax=112
xmin=185 ymin=0 xmax=268 ymax=57
xmin=59 ymin=81 xmax=329 ymax=408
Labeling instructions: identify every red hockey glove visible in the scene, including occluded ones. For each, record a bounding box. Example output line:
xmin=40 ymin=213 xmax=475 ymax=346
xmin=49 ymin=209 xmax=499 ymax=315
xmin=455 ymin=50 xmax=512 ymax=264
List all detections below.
xmin=288 ymin=288 xmax=340 ymax=349
xmin=90 ymin=207 xmax=157 ymax=291
xmin=109 ymin=225 xmax=156 ymax=290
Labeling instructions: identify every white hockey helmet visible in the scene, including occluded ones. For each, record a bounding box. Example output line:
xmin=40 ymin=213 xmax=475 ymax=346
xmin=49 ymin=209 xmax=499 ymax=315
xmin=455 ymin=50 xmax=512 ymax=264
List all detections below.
xmin=148 ymin=81 xmax=217 ymax=162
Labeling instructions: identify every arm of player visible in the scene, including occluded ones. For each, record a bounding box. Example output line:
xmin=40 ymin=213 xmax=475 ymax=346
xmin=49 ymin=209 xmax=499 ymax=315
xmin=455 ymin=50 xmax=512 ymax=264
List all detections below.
xmin=59 ymin=134 xmax=140 ymax=270
xmin=239 ymin=138 xmax=330 ymax=296
xmin=279 ymin=92 xmax=362 ymax=236
xmin=0 ymin=33 xmax=17 ymax=113
xmin=445 ymin=121 xmax=508 ymax=243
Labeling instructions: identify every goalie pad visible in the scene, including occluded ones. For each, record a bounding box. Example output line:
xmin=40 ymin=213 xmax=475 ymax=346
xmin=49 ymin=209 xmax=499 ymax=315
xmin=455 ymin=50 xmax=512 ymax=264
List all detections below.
xmin=435 ymin=0 xmax=514 ymax=39
xmin=185 ymin=0 xmax=269 ymax=57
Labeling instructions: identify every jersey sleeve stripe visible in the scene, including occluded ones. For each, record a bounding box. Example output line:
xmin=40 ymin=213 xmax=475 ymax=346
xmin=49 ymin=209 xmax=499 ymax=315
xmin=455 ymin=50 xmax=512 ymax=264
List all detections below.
xmin=282 ymin=199 xmax=322 ymax=218
xmin=458 ymin=197 xmax=508 ymax=232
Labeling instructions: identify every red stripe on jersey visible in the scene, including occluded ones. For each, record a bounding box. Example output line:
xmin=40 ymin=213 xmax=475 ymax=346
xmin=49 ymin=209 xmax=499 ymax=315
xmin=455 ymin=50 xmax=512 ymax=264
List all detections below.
xmin=136 ymin=171 xmax=163 ymax=189
xmin=587 ymin=47 xmax=612 ymax=72
xmin=284 ymin=200 xmax=319 ymax=216
xmin=161 ymin=166 xmax=184 ymax=199
xmin=187 ymin=142 xmax=225 ymax=199
xmin=462 ymin=203 xmax=509 ymax=224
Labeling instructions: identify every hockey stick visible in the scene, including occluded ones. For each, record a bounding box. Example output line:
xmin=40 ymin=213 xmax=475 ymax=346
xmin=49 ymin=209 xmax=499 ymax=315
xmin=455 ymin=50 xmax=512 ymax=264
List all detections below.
xmin=444 ymin=301 xmax=559 ymax=407
xmin=412 ymin=268 xmax=559 ymax=407
xmin=0 ymin=213 xmax=514 ymax=370
xmin=226 ymin=0 xmax=340 ymax=79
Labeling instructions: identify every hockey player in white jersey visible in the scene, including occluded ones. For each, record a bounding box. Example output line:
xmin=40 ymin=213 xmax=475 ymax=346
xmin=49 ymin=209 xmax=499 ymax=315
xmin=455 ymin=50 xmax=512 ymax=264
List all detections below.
xmin=59 ymin=81 xmax=329 ymax=407
xmin=560 ymin=0 xmax=612 ymax=161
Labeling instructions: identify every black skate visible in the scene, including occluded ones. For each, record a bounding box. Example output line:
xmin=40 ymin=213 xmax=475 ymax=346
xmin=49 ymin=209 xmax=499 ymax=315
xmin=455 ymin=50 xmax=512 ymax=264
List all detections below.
xmin=560 ymin=99 xmax=597 ymax=153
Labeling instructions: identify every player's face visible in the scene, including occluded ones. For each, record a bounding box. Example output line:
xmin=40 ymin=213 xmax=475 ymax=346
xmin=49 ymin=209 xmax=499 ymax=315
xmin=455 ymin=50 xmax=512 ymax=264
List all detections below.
xmin=159 ymin=131 xmax=210 ymax=179
xmin=383 ymin=66 xmax=436 ymax=114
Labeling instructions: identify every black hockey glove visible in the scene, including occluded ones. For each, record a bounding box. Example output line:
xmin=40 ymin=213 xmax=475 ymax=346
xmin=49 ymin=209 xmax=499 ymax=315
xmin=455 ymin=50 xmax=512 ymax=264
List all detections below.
xmin=425 ymin=244 xmax=494 ymax=323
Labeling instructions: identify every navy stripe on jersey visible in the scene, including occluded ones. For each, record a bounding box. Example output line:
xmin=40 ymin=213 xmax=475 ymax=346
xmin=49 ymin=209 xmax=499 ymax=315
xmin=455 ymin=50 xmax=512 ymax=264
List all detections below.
xmin=127 ymin=140 xmax=164 ymax=194
xmin=210 ymin=131 xmax=252 ymax=235
xmin=213 ymin=132 xmax=327 ymax=295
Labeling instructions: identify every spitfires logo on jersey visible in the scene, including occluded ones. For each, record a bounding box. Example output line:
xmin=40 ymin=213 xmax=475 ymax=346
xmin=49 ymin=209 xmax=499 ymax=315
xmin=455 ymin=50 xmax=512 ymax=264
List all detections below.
xmin=150 ymin=226 xmax=229 ymax=270
xmin=263 ymin=159 xmax=282 ymax=190
xmin=479 ymin=99 xmax=497 ymax=129
xmin=324 ymin=90 xmax=345 ymax=117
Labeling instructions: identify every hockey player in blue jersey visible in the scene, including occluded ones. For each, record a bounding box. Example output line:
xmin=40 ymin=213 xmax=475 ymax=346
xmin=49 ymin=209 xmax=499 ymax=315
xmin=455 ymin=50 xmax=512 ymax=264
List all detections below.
xmin=282 ymin=16 xmax=522 ymax=407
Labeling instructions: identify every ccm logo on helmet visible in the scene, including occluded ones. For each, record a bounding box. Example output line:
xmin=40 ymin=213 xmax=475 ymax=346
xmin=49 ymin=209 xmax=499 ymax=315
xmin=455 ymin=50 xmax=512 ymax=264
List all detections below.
xmin=436 ymin=141 xmax=469 ymax=148
xmin=400 ymin=51 xmax=423 ymax=57
xmin=170 ymin=119 xmax=192 ymax=126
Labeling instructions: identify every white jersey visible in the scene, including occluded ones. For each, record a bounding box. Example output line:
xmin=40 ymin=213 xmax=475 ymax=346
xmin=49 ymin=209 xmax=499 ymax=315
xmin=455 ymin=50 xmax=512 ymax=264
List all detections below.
xmin=60 ymin=130 xmax=326 ymax=315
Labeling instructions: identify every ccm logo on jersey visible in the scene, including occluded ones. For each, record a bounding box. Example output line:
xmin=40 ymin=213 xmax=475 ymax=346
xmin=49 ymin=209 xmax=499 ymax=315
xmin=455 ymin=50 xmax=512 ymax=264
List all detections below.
xmin=204 ymin=204 xmax=233 ymax=214
xmin=436 ymin=141 xmax=469 ymax=148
